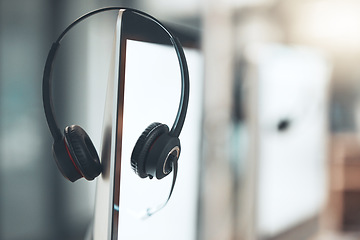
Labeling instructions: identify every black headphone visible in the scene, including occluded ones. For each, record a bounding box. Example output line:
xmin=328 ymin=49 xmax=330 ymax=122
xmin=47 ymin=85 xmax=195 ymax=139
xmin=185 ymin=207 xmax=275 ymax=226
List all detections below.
xmin=42 ymin=7 xmax=189 ymax=183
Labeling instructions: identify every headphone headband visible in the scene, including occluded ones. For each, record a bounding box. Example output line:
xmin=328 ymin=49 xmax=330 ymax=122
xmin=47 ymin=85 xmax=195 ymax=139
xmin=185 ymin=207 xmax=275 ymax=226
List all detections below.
xmin=42 ymin=7 xmax=189 ymax=141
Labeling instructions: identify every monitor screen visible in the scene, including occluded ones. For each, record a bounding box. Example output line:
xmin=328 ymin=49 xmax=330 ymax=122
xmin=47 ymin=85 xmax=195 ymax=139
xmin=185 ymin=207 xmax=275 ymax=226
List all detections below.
xmin=117 ymin=38 xmax=201 ymax=239
xmin=92 ymin=10 xmax=202 ymax=240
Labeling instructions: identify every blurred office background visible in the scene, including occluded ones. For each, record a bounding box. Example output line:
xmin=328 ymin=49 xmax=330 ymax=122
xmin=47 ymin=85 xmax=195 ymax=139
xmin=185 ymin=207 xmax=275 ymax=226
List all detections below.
xmin=2 ymin=0 xmax=360 ymax=239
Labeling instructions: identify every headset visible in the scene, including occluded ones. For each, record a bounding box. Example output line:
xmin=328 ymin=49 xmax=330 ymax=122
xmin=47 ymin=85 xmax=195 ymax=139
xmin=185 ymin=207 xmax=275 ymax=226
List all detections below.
xmin=42 ymin=7 xmax=189 ymax=190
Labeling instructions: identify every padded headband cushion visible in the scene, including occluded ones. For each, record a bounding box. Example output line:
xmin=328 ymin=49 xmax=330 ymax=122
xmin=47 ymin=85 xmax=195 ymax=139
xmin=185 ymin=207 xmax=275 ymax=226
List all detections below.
xmin=131 ymin=122 xmax=169 ymax=178
xmin=64 ymin=125 xmax=102 ymax=180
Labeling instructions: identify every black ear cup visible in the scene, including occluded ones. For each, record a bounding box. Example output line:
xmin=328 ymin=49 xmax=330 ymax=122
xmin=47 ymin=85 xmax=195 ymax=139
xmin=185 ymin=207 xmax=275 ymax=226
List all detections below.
xmin=146 ymin=133 xmax=180 ymax=179
xmin=131 ymin=122 xmax=169 ymax=178
xmin=64 ymin=125 xmax=102 ymax=180
xmin=57 ymin=125 xmax=102 ymax=181
xmin=131 ymin=122 xmax=181 ymax=179
xmin=53 ymin=139 xmax=83 ymax=182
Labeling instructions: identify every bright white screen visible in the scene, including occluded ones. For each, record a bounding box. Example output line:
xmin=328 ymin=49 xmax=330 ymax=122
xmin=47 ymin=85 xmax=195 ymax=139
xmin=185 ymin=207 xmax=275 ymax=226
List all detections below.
xmin=117 ymin=40 xmax=202 ymax=239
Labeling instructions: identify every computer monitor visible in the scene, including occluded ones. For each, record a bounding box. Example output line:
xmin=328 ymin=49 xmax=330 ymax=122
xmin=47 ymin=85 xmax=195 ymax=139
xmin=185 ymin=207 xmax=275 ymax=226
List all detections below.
xmin=91 ymin=10 xmax=202 ymax=240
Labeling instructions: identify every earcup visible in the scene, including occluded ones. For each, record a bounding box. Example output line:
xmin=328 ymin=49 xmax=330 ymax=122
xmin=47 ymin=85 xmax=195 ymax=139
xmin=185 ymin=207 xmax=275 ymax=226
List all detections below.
xmin=146 ymin=133 xmax=180 ymax=179
xmin=53 ymin=138 xmax=83 ymax=182
xmin=131 ymin=122 xmax=169 ymax=178
xmin=63 ymin=125 xmax=102 ymax=181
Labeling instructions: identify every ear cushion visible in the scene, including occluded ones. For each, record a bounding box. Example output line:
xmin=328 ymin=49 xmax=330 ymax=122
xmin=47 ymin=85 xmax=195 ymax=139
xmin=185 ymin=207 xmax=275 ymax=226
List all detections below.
xmin=131 ymin=122 xmax=169 ymax=178
xmin=53 ymin=139 xmax=83 ymax=182
xmin=64 ymin=125 xmax=102 ymax=180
